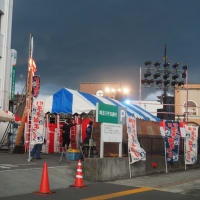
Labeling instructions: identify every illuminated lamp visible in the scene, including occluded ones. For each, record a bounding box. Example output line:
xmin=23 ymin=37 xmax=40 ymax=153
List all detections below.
xmin=105 ymin=87 xmax=110 ymax=93
xmin=154 ymin=62 xmax=161 ymax=67
xmin=153 ymin=73 xmax=160 ymax=79
xmin=172 ymin=62 xmax=179 ymax=68
xmin=164 ymin=80 xmax=170 ymax=86
xmin=182 ymin=65 xmax=188 ymax=71
xmin=111 ymin=88 xmax=116 ymax=93
xmin=118 ymin=88 xmax=121 ymax=92
xmin=123 ymin=88 xmax=130 ymax=94
xmin=144 ymin=61 xmax=152 ymax=66
xmin=182 ymin=72 xmax=186 ymax=78
xmin=144 ymin=72 xmax=151 ymax=78
xmin=164 ymin=62 xmax=170 ymax=68
xmin=124 ymin=99 xmax=130 ymax=104
xmin=172 ymin=74 xmax=179 ymax=80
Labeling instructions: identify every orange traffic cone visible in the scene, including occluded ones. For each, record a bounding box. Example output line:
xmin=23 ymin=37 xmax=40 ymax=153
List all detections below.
xmin=71 ymin=160 xmax=87 ymax=188
xmin=35 ymin=162 xmax=53 ymax=195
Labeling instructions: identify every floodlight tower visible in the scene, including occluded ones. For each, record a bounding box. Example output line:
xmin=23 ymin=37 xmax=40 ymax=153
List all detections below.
xmin=141 ymin=45 xmax=188 ymax=120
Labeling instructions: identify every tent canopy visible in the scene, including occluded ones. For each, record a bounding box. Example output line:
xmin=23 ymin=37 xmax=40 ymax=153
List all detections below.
xmin=0 ymin=110 xmax=14 ymax=122
xmin=43 ymin=88 xmax=160 ymax=122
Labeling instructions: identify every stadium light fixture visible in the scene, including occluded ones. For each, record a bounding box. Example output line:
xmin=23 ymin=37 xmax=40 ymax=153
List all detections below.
xmin=164 ymin=62 xmax=170 ymax=68
xmin=144 ymin=61 xmax=152 ymax=66
xmin=105 ymin=87 xmax=110 ymax=93
xmin=172 ymin=62 xmax=179 ymax=69
xmin=182 ymin=65 xmax=188 ymax=71
xmin=172 ymin=74 xmax=179 ymax=80
xmin=111 ymin=88 xmax=116 ymax=93
xmin=123 ymin=88 xmax=129 ymax=94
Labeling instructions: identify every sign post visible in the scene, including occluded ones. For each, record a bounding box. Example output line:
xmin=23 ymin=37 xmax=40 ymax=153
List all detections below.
xmin=100 ymin=123 xmax=122 ymax=158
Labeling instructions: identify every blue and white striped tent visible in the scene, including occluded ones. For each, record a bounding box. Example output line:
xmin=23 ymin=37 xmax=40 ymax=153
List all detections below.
xmin=42 ymin=88 xmax=160 ymax=122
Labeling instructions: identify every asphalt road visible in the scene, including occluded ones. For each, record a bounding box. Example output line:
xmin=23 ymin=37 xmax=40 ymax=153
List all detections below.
xmin=1 ymin=152 xmax=200 ymax=199
xmin=0 ymin=182 xmax=199 ymax=200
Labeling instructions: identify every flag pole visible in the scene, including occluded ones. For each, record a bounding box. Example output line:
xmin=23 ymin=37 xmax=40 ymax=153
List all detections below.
xmin=28 ymin=33 xmax=34 ymax=161
xmin=128 ymin=151 xmax=132 ymax=178
xmin=139 ymin=66 xmax=142 ymax=105
xmin=164 ymin=137 xmax=168 ymax=173
xmin=14 ymin=34 xmax=33 ymax=151
xmin=184 ymin=136 xmax=186 ymax=170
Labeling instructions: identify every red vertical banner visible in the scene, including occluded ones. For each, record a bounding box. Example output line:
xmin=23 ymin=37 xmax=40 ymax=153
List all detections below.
xmin=48 ymin=123 xmax=57 ymax=153
xmin=81 ymin=118 xmax=93 ymax=143
xmin=70 ymin=118 xmax=77 ymax=149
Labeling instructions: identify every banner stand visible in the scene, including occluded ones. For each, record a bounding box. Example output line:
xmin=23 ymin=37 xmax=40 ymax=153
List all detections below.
xmin=44 ymin=114 xmax=49 ymax=153
xmin=88 ymin=128 xmax=93 ymax=158
xmin=184 ymin=137 xmax=187 ymax=171
xmin=128 ymin=151 xmax=132 ymax=178
xmin=164 ymin=139 xmax=168 ymax=174
xmin=28 ymin=102 xmax=32 ymax=162
xmin=88 ymin=117 xmax=95 ymax=158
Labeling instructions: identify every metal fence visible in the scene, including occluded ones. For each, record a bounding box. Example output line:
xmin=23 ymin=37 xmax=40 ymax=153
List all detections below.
xmin=138 ymin=135 xmax=185 ymax=155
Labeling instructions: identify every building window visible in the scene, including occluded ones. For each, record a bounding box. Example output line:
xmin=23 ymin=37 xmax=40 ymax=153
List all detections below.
xmin=184 ymin=101 xmax=197 ymax=116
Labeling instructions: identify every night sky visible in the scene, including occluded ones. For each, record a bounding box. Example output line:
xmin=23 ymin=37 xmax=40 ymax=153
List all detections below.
xmin=12 ymin=0 xmax=200 ymax=100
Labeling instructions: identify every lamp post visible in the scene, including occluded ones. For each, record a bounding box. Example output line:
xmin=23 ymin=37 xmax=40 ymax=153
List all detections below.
xmin=141 ymin=46 xmax=188 ymax=120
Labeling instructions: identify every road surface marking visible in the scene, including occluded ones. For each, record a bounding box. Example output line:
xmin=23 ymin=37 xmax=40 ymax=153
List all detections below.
xmin=81 ymin=187 xmax=153 ymax=200
xmin=0 ymin=165 xmax=69 ymax=172
xmin=0 ymin=164 xmax=18 ymax=169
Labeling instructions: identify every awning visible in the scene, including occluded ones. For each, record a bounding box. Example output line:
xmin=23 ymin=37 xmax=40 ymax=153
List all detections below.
xmin=0 ymin=110 xmax=14 ymax=122
xmin=47 ymin=88 xmax=160 ymax=122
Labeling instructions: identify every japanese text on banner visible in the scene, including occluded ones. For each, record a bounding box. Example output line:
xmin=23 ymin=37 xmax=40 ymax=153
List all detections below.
xmin=164 ymin=121 xmax=181 ymax=163
xmin=30 ymin=99 xmax=45 ymax=144
xmin=185 ymin=125 xmax=198 ymax=165
xmin=127 ymin=116 xmax=146 ymax=164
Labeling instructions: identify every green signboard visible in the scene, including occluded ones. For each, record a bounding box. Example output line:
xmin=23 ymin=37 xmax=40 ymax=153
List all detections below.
xmin=96 ymin=103 xmax=118 ymax=124
xmin=11 ymin=66 xmax=16 ymax=101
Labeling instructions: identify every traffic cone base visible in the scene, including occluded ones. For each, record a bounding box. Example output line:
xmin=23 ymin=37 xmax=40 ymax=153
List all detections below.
xmin=70 ymin=185 xmax=88 ymax=188
xmin=34 ymin=191 xmax=55 ymax=195
xmin=70 ymin=160 xmax=87 ymax=188
xmin=34 ymin=162 xmax=55 ymax=195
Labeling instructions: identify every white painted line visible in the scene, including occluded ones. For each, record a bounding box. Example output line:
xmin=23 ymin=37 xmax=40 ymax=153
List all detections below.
xmin=0 ymin=165 xmax=68 ymax=172
xmin=0 ymin=166 xmax=11 ymax=169
xmin=0 ymin=164 xmax=18 ymax=168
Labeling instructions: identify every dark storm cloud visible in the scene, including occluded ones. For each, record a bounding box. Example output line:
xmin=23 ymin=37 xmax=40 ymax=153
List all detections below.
xmin=12 ymin=0 xmax=200 ymax=99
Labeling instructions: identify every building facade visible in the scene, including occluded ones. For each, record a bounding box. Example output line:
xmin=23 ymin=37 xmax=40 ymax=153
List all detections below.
xmin=0 ymin=0 xmax=14 ymax=110
xmin=175 ymin=84 xmax=200 ymax=125
xmin=80 ymin=82 xmax=130 ymax=100
xmin=130 ymin=100 xmax=163 ymax=117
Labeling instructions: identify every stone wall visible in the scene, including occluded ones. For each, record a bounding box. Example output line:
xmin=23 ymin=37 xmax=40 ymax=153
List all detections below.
xmin=83 ymin=155 xmax=200 ymax=181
